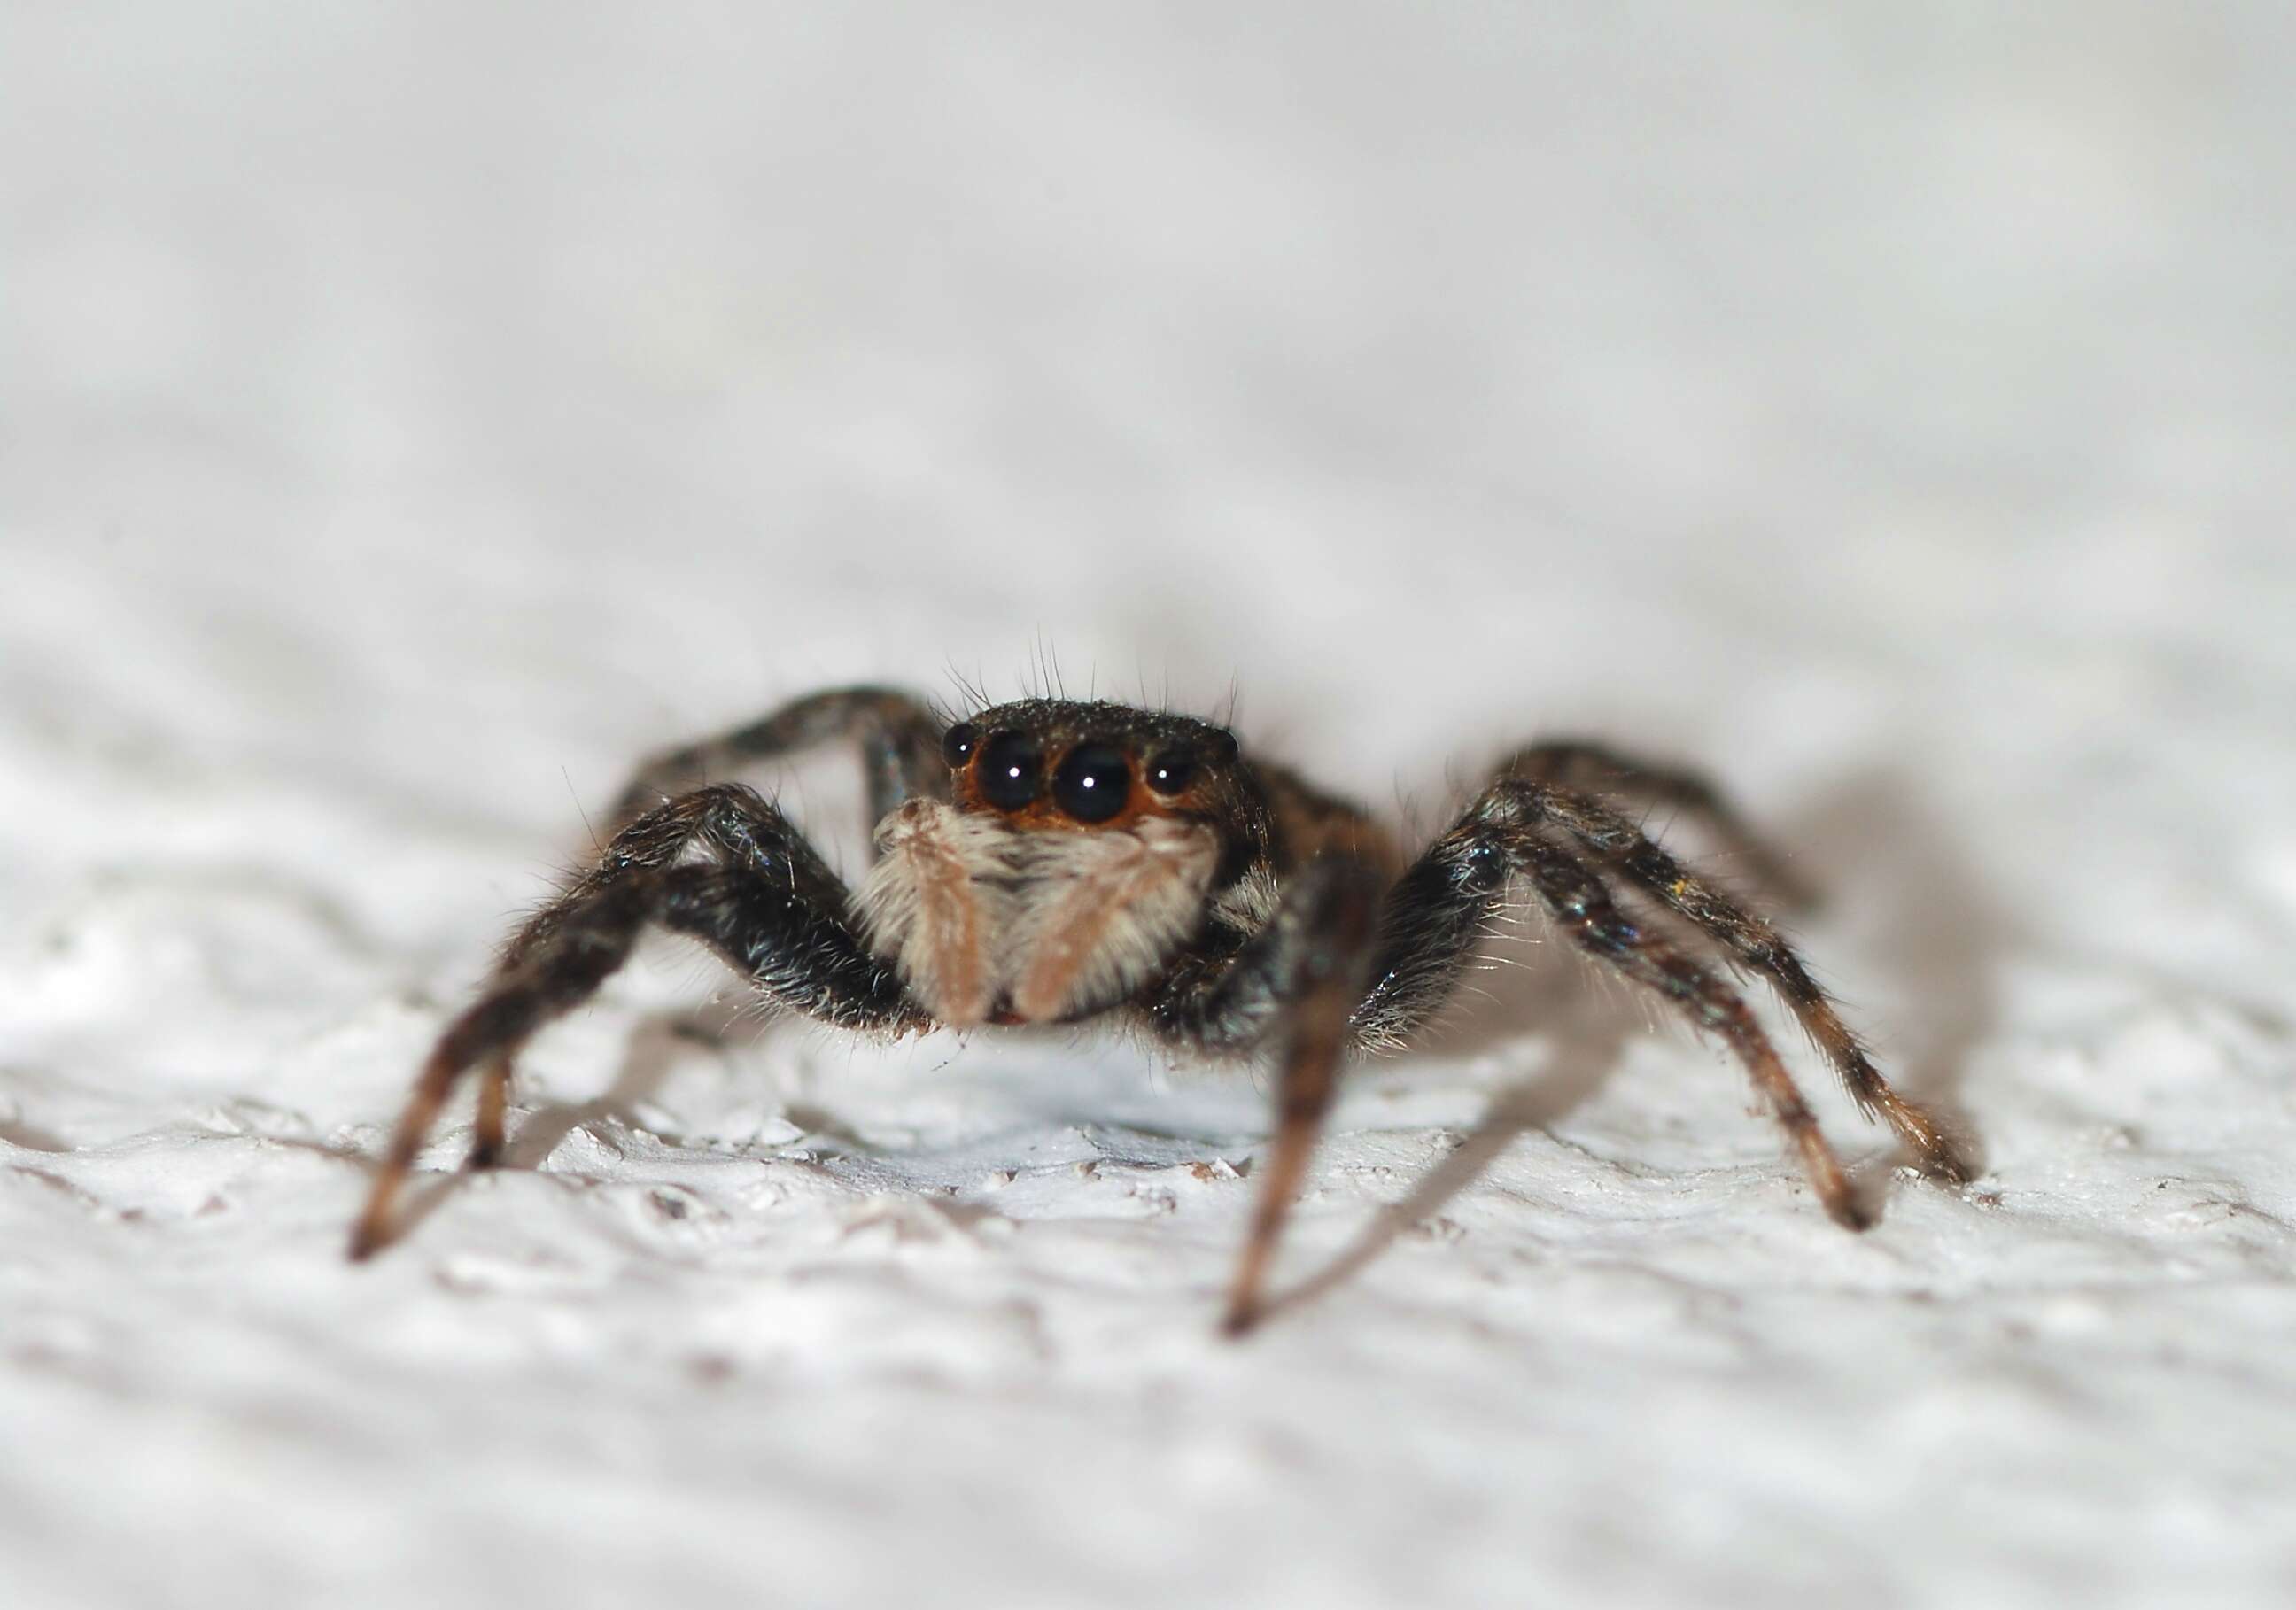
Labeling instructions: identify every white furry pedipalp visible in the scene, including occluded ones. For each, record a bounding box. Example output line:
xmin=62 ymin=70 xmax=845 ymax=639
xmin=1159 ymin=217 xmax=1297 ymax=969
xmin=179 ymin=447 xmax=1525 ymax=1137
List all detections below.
xmin=856 ymin=801 xmax=1222 ymax=1027
xmin=857 ymin=799 xmax=1018 ymax=1027
xmin=1004 ymin=816 xmax=1221 ymax=1024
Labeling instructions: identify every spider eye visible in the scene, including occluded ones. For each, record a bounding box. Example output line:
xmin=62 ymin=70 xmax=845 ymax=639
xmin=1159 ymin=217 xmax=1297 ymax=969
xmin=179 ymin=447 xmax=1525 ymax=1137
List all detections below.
xmin=1207 ymin=729 xmax=1240 ymax=764
xmin=941 ymin=723 xmax=980 ymax=768
xmin=1051 ymin=742 xmax=1131 ymax=824
xmin=1144 ymin=747 xmax=1197 ymax=796
xmin=975 ymin=731 xmax=1043 ymax=810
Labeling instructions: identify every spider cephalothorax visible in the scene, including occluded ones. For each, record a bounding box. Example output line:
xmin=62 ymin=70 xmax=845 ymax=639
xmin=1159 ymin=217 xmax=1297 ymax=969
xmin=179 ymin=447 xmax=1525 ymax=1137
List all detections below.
xmin=858 ymin=701 xmax=1263 ymax=1029
xmin=350 ymin=685 xmax=1971 ymax=1334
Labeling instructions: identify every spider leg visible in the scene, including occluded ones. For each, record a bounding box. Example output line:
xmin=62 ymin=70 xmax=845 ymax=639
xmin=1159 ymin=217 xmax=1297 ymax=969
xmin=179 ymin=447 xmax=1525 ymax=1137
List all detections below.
xmin=607 ymin=685 xmax=944 ymax=832
xmin=469 ymin=1055 xmax=511 ymax=1168
xmin=501 ymin=780 xmax=842 ymax=970
xmin=1355 ymin=809 xmax=1868 ymax=1227
xmin=1355 ymin=771 xmax=1965 ymax=1186
xmin=1148 ymin=857 xmax=1385 ymax=1335
xmin=1516 ymin=839 xmax=1865 ymax=1225
xmin=349 ymin=786 xmax=922 ymax=1260
xmin=1495 ymin=778 xmax=1966 ymax=1180
xmin=1499 ymin=739 xmax=1816 ymax=909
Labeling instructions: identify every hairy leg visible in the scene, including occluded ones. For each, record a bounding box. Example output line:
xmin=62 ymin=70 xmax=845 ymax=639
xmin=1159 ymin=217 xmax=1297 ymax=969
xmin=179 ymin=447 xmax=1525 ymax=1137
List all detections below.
xmin=1499 ymin=739 xmax=1815 ymax=908
xmin=1355 ymin=811 xmax=1867 ymax=1225
xmin=607 ymin=685 xmax=945 ymax=832
xmin=1489 ymin=778 xmax=1965 ymax=1179
xmin=1520 ymin=840 xmax=1865 ymax=1224
xmin=1354 ymin=773 xmax=1965 ymax=1185
xmin=1148 ymin=856 xmax=1385 ymax=1334
xmin=505 ymin=782 xmax=835 ymax=969
xmin=350 ymin=789 xmax=922 ymax=1259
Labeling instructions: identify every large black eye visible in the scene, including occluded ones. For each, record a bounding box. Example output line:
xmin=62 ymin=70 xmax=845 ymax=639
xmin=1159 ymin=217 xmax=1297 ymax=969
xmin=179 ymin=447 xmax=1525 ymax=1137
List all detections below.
xmin=941 ymin=723 xmax=980 ymax=768
xmin=1144 ymin=747 xmax=1196 ymax=796
xmin=1051 ymin=742 xmax=1131 ymax=824
xmin=976 ymin=731 xmax=1043 ymax=809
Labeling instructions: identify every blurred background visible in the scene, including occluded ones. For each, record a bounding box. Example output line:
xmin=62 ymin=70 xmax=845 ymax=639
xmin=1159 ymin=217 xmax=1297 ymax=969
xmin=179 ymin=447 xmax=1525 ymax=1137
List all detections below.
xmin=11 ymin=3 xmax=2289 ymax=826
xmin=5 ymin=4 xmax=2295 ymax=1608
xmin=9 ymin=4 xmax=2292 ymax=971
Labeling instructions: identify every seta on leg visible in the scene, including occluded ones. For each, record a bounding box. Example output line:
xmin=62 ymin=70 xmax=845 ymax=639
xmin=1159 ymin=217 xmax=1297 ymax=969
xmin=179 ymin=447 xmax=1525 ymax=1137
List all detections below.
xmin=349 ymin=790 xmax=921 ymax=1261
xmin=1498 ymin=739 xmax=1817 ymax=909
xmin=349 ymin=875 xmax=658 ymax=1260
xmin=501 ymin=782 xmax=842 ymax=971
xmin=1487 ymin=778 xmax=1966 ymax=1181
xmin=1350 ymin=768 xmax=1964 ymax=1224
xmin=1515 ymin=839 xmax=1865 ymax=1227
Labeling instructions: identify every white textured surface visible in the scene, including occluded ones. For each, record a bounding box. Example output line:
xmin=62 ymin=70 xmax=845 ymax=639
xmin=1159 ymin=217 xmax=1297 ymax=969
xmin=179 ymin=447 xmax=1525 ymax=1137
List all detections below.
xmin=6 ymin=5 xmax=2296 ymax=1607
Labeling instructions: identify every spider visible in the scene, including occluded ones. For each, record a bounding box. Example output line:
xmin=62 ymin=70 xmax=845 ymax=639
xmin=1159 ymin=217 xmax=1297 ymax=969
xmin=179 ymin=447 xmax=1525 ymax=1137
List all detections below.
xmin=349 ymin=685 xmax=1970 ymax=1333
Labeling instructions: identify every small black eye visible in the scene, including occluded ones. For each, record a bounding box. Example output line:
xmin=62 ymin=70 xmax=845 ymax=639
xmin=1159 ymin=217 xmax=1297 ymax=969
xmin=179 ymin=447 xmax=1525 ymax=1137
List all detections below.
xmin=941 ymin=723 xmax=980 ymax=768
xmin=1144 ymin=747 xmax=1197 ymax=796
xmin=1206 ymin=729 xmax=1240 ymax=763
xmin=976 ymin=731 xmax=1043 ymax=809
xmin=1051 ymin=742 xmax=1131 ymax=824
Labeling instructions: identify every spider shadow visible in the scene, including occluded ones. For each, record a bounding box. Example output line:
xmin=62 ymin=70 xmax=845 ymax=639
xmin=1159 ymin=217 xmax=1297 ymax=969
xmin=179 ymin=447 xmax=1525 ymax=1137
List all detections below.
xmin=500 ymin=1013 xmax=728 ymax=1166
xmin=0 ymin=1109 xmax=74 ymax=1153
xmin=1259 ymin=758 xmax=2005 ymax=1324
xmin=1249 ymin=893 xmax=1649 ymax=1327
xmin=1258 ymin=1000 xmax=1633 ymax=1327
xmin=1775 ymin=766 xmax=2004 ymax=1176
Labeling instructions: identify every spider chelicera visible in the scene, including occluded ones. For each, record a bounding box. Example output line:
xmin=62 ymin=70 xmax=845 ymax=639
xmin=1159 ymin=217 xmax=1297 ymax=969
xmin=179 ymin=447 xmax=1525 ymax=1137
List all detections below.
xmin=350 ymin=686 xmax=1970 ymax=1332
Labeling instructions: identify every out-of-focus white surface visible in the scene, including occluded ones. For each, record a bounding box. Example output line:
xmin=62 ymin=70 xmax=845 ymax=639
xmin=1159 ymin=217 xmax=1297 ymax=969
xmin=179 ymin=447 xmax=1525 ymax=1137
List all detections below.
xmin=5 ymin=4 xmax=2295 ymax=1607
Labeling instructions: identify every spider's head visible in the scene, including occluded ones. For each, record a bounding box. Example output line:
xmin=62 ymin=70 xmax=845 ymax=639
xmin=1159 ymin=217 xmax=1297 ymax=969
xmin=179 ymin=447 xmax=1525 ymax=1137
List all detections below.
xmin=938 ymin=700 xmax=1243 ymax=832
xmin=858 ymin=699 xmax=1262 ymax=1028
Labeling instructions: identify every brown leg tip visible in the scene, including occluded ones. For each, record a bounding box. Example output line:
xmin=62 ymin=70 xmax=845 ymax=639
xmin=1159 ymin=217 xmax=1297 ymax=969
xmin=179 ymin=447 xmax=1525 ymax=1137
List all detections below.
xmin=346 ymin=1227 xmax=380 ymax=1263
xmin=468 ymin=1140 xmax=503 ymax=1171
xmin=1826 ymin=1194 xmax=1878 ymax=1234
xmin=1219 ymin=1302 xmax=1260 ymax=1340
xmin=1925 ymin=1145 xmax=1974 ymax=1188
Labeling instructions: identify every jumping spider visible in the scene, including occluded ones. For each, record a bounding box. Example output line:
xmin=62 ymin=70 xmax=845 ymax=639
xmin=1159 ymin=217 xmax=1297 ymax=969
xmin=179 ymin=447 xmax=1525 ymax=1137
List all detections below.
xmin=351 ymin=686 xmax=1970 ymax=1332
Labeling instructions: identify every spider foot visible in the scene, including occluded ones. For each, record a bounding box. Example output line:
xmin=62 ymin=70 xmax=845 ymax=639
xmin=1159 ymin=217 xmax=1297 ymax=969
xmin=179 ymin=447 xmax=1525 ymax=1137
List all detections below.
xmin=1822 ymin=1189 xmax=1879 ymax=1234
xmin=1918 ymin=1145 xmax=1975 ymax=1188
xmin=1870 ymin=1088 xmax=1975 ymax=1185
xmin=345 ymin=1215 xmax=386 ymax=1263
xmin=1220 ymin=1300 xmax=1262 ymax=1340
